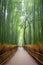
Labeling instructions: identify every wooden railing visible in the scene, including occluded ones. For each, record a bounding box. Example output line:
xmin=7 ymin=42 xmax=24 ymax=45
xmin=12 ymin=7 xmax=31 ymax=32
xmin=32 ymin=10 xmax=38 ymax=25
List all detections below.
xmin=0 ymin=46 xmax=18 ymax=65
xmin=24 ymin=46 xmax=43 ymax=65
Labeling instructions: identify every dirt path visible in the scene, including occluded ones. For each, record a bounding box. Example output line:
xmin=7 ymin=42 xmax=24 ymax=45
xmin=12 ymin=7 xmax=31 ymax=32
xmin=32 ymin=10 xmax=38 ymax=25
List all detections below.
xmin=4 ymin=47 xmax=38 ymax=65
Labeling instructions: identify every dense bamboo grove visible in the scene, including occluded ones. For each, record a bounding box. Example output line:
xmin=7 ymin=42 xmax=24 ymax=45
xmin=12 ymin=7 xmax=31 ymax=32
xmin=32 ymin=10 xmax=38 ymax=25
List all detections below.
xmin=0 ymin=0 xmax=43 ymax=45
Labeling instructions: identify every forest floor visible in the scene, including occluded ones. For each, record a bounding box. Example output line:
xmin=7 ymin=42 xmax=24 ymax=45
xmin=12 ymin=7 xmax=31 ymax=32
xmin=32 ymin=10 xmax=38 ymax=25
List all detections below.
xmin=4 ymin=47 xmax=38 ymax=65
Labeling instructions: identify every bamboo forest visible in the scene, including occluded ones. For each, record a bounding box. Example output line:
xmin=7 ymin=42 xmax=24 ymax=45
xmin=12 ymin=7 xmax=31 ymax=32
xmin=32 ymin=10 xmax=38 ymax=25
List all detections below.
xmin=0 ymin=0 xmax=43 ymax=65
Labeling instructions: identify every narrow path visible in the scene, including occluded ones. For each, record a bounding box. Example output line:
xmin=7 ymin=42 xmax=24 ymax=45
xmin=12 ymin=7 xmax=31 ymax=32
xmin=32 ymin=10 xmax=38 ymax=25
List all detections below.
xmin=4 ymin=47 xmax=38 ymax=65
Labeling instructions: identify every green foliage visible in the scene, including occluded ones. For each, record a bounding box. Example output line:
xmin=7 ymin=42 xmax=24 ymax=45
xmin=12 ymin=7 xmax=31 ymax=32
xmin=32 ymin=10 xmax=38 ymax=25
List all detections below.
xmin=0 ymin=0 xmax=43 ymax=45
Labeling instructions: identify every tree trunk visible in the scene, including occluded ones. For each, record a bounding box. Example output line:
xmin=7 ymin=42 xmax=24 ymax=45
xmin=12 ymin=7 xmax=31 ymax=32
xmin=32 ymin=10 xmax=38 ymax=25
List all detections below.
xmin=33 ymin=0 xmax=36 ymax=44
xmin=23 ymin=21 xmax=26 ymax=44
